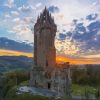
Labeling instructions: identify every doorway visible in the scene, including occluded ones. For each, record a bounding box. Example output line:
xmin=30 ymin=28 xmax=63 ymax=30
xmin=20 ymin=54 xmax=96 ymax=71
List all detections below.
xmin=47 ymin=82 xmax=51 ymax=89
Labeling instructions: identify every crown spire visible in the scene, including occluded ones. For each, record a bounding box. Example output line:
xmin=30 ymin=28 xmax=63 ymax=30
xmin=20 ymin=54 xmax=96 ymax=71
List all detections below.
xmin=34 ymin=6 xmax=57 ymax=31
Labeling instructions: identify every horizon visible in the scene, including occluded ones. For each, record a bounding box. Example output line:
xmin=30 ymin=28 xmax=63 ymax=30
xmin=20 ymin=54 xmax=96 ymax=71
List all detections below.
xmin=0 ymin=48 xmax=100 ymax=65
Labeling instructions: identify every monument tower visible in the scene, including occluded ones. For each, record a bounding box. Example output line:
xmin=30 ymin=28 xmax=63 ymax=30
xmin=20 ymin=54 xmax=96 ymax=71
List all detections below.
xmin=30 ymin=7 xmax=57 ymax=89
xmin=30 ymin=7 xmax=71 ymax=98
xmin=34 ymin=7 xmax=57 ymax=68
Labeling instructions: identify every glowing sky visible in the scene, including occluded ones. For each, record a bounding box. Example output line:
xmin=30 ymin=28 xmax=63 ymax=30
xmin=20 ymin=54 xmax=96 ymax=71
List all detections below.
xmin=0 ymin=0 xmax=100 ymax=63
xmin=1 ymin=49 xmax=100 ymax=65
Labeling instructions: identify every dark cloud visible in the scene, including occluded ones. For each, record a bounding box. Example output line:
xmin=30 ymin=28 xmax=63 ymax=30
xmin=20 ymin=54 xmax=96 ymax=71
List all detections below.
xmin=59 ymin=33 xmax=66 ymax=40
xmin=86 ymin=13 xmax=98 ymax=21
xmin=75 ymin=23 xmax=86 ymax=33
xmin=48 ymin=5 xmax=59 ymax=13
xmin=87 ymin=21 xmax=100 ymax=31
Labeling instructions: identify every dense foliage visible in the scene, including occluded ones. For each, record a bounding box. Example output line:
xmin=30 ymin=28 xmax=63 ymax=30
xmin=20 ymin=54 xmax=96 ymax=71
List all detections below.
xmin=72 ymin=65 xmax=100 ymax=86
xmin=0 ymin=70 xmax=30 ymax=100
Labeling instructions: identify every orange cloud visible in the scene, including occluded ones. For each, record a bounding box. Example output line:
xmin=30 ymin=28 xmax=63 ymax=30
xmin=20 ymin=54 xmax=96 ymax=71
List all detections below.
xmin=56 ymin=56 xmax=100 ymax=65
xmin=0 ymin=49 xmax=33 ymax=57
xmin=81 ymin=54 xmax=100 ymax=59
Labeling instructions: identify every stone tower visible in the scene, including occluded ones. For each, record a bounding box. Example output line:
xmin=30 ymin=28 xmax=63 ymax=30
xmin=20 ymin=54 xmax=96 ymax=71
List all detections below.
xmin=30 ymin=7 xmax=72 ymax=98
xmin=30 ymin=7 xmax=57 ymax=89
xmin=34 ymin=7 xmax=57 ymax=68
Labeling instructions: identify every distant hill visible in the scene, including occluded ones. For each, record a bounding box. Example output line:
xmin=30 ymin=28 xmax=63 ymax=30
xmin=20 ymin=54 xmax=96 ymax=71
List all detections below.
xmin=0 ymin=49 xmax=33 ymax=57
xmin=0 ymin=56 xmax=33 ymax=73
xmin=0 ymin=37 xmax=33 ymax=53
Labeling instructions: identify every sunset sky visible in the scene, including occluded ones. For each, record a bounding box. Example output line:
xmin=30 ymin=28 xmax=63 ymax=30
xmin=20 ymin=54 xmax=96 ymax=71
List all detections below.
xmin=0 ymin=0 xmax=100 ymax=64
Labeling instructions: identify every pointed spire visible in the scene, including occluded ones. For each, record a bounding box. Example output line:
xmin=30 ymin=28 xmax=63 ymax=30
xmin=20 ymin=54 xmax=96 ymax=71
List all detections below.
xmin=37 ymin=15 xmax=40 ymax=23
xmin=45 ymin=6 xmax=47 ymax=10
xmin=37 ymin=15 xmax=39 ymax=20
xmin=52 ymin=16 xmax=54 ymax=22
xmin=43 ymin=6 xmax=47 ymax=15
xmin=49 ymin=13 xmax=51 ymax=17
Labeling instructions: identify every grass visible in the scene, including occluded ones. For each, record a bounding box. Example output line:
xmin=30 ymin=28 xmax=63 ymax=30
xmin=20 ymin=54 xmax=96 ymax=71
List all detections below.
xmin=72 ymin=84 xmax=97 ymax=96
